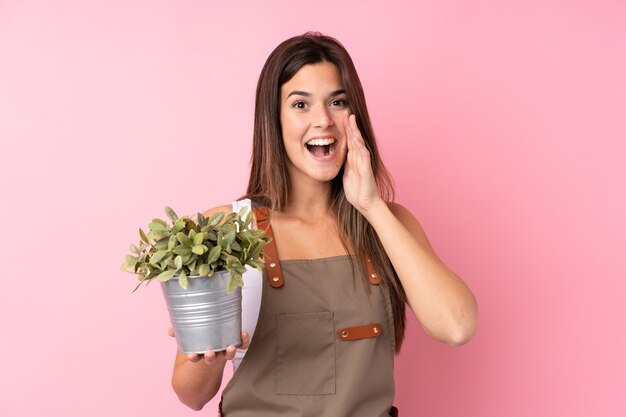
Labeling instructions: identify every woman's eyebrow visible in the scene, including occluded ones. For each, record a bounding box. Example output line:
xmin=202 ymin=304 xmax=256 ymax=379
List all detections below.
xmin=286 ymin=89 xmax=346 ymax=99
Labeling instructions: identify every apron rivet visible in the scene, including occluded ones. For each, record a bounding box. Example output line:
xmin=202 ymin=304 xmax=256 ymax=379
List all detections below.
xmin=341 ymin=331 xmax=349 ymax=338
xmin=371 ymin=273 xmax=377 ymax=278
xmin=272 ymin=277 xmax=280 ymax=282
xmin=373 ymin=327 xmax=379 ymax=334
xmin=270 ymin=262 xmax=276 ymax=268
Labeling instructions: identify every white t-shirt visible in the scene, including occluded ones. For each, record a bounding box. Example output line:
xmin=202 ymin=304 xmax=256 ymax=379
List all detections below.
xmin=231 ymin=198 xmax=262 ymax=372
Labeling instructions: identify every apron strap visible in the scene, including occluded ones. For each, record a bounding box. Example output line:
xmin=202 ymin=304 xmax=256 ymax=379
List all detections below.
xmin=253 ymin=206 xmax=284 ymax=288
xmin=252 ymin=206 xmax=380 ymax=287
xmin=365 ymin=256 xmax=380 ymax=285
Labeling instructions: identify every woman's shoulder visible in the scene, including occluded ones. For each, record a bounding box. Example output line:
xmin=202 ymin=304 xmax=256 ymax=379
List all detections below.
xmin=201 ymin=199 xmax=258 ymax=227
xmin=385 ymin=201 xmax=440 ymax=261
xmin=385 ymin=201 xmax=414 ymax=219
xmin=201 ymin=204 xmax=234 ymax=219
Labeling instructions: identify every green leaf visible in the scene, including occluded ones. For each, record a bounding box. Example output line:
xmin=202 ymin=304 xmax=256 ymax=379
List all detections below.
xmin=130 ymin=244 xmax=140 ymax=254
xmin=175 ymin=255 xmax=183 ymax=270
xmin=167 ymin=234 xmax=177 ymax=251
xmin=139 ymin=228 xmax=149 ymax=244
xmin=148 ymin=221 xmax=167 ymax=231
xmin=198 ymin=264 xmax=210 ymax=276
xmin=178 ymin=270 xmax=188 ymax=289
xmin=192 ymin=245 xmax=205 ymax=255
xmin=225 ymin=254 xmax=237 ymax=268
xmin=209 ymin=211 xmax=224 ymax=226
xmin=165 ymin=207 xmax=178 ymax=222
xmin=207 ymin=245 xmax=221 ymax=264
xmin=176 ymin=232 xmax=191 ymax=246
xmin=226 ymin=275 xmax=235 ymax=294
xmin=249 ymin=260 xmax=264 ymax=272
xmin=193 ymin=232 xmax=205 ymax=245
xmin=150 ymin=250 xmax=168 ymax=265
xmin=125 ymin=254 xmax=138 ymax=264
xmin=222 ymin=231 xmax=236 ymax=249
xmin=172 ymin=220 xmax=185 ymax=235
xmin=249 ymin=242 xmax=263 ymax=261
xmin=242 ymin=209 xmax=253 ymax=230
xmin=197 ymin=212 xmax=207 ymax=227
xmin=250 ymin=229 xmax=266 ymax=239
xmin=156 ymin=269 xmax=177 ymax=282
xmin=188 ymin=259 xmax=197 ymax=273
xmin=148 ymin=230 xmax=169 ymax=241
xmin=158 ymin=260 xmax=168 ymax=270
xmin=172 ymin=246 xmax=191 ymax=256
xmin=155 ymin=237 xmax=169 ymax=250
xmin=234 ymin=271 xmax=244 ymax=288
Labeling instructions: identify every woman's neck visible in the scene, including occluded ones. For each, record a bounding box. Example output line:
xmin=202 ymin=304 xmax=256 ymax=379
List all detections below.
xmin=282 ymin=178 xmax=334 ymax=221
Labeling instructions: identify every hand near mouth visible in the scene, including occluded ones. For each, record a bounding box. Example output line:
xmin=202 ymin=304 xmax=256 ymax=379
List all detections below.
xmin=342 ymin=110 xmax=383 ymax=215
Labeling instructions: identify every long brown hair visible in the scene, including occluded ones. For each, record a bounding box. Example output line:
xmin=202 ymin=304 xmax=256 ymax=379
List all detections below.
xmin=242 ymin=32 xmax=407 ymax=353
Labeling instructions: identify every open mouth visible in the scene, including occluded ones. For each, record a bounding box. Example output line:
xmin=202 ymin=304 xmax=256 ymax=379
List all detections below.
xmin=305 ymin=137 xmax=337 ymax=158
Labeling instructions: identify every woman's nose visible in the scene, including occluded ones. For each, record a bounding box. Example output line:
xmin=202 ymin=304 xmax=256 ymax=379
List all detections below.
xmin=311 ymin=105 xmax=334 ymax=129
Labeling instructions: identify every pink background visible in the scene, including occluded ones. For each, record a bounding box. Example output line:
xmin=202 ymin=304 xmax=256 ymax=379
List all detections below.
xmin=1 ymin=1 xmax=624 ymax=416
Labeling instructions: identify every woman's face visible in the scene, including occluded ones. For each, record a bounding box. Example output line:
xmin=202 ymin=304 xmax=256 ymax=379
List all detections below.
xmin=279 ymin=61 xmax=349 ymax=186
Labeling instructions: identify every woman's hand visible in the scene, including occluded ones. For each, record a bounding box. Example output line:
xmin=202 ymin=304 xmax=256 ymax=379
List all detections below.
xmin=168 ymin=327 xmax=250 ymax=364
xmin=341 ymin=110 xmax=383 ymax=215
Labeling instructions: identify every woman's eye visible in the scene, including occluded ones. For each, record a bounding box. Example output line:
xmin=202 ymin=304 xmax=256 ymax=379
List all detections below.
xmin=292 ymin=101 xmax=307 ymax=109
xmin=331 ymin=99 xmax=348 ymax=107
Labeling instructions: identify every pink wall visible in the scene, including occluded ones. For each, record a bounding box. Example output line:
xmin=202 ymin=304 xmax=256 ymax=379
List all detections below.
xmin=1 ymin=1 xmax=624 ymax=416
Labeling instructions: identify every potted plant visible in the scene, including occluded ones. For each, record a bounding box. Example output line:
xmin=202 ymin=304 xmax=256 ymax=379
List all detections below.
xmin=120 ymin=205 xmax=271 ymax=353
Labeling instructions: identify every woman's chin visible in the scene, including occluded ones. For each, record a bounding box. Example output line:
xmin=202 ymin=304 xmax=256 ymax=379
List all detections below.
xmin=316 ymin=170 xmax=342 ymax=183
xmin=299 ymin=167 xmax=340 ymax=183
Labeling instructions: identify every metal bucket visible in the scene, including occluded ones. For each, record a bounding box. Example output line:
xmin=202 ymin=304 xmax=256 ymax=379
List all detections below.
xmin=161 ymin=270 xmax=242 ymax=354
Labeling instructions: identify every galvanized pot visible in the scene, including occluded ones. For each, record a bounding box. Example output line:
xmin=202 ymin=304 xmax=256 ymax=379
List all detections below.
xmin=161 ymin=270 xmax=242 ymax=354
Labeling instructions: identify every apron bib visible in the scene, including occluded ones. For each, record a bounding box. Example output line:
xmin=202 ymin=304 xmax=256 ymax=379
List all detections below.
xmin=219 ymin=207 xmax=399 ymax=416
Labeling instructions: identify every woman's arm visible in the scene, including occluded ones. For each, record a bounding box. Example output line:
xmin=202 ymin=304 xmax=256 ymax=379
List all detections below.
xmin=341 ymin=111 xmax=477 ymax=346
xmin=364 ymin=200 xmax=478 ymax=346
xmin=170 ymin=329 xmax=250 ymax=410
xmin=170 ymin=203 xmax=248 ymax=410
xmin=171 ymin=349 xmax=228 ymax=410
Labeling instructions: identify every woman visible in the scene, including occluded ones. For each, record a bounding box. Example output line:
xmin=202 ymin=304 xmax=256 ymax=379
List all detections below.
xmin=169 ymin=32 xmax=478 ymax=416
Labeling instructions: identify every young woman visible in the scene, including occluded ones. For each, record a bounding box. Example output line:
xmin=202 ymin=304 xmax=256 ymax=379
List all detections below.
xmin=169 ymin=32 xmax=478 ymax=416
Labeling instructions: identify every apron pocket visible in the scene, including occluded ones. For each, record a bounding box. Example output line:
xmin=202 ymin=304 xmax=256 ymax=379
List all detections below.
xmin=275 ymin=311 xmax=335 ymax=395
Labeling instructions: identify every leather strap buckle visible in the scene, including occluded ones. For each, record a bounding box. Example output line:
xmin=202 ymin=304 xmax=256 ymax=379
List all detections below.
xmin=338 ymin=323 xmax=383 ymax=341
